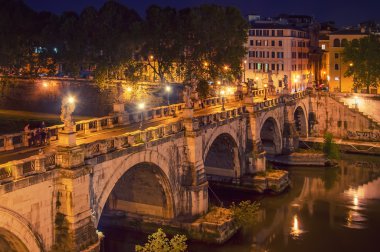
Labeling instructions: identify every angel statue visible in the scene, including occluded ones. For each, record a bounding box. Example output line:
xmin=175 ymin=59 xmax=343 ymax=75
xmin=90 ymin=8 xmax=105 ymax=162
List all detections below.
xmin=60 ymin=96 xmax=76 ymax=132
xmin=115 ymin=82 xmax=125 ymax=103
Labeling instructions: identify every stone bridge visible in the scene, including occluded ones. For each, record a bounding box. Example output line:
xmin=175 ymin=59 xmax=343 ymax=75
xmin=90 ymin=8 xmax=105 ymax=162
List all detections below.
xmin=0 ymin=90 xmax=378 ymax=251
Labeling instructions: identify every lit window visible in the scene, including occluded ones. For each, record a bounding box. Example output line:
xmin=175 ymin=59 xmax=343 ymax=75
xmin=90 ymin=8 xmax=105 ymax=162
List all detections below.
xmin=321 ymin=44 xmax=326 ymax=50
xmin=335 ymin=77 xmax=339 ymax=81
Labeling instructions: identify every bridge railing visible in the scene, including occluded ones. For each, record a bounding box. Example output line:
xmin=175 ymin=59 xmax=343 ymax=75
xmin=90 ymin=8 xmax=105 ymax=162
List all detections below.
xmin=253 ymin=90 xmax=308 ymax=112
xmin=0 ymin=152 xmax=56 ymax=184
xmin=81 ymin=120 xmax=184 ymax=160
xmin=193 ymin=106 xmax=246 ymax=130
xmin=0 ymin=95 xmax=237 ymax=153
xmin=0 ymin=120 xmax=186 ymax=183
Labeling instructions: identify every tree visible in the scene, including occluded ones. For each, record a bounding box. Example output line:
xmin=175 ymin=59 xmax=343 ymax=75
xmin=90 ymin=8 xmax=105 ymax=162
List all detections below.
xmin=143 ymin=6 xmax=182 ymax=83
xmin=196 ymin=79 xmax=210 ymax=99
xmin=178 ymin=5 xmax=248 ymax=84
xmin=135 ymin=228 xmax=187 ymax=252
xmin=343 ymin=35 xmax=380 ymax=93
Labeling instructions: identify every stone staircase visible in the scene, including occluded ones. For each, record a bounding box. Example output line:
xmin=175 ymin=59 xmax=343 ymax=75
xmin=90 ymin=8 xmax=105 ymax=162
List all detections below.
xmin=329 ymin=93 xmax=380 ymax=129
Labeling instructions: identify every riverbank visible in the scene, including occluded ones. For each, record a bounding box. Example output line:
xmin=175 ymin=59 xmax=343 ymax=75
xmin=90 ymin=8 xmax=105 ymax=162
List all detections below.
xmin=300 ymin=137 xmax=380 ymax=155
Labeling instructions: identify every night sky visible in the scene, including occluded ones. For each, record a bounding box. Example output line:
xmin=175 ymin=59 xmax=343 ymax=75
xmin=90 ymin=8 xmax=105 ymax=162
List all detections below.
xmin=24 ymin=0 xmax=380 ymax=27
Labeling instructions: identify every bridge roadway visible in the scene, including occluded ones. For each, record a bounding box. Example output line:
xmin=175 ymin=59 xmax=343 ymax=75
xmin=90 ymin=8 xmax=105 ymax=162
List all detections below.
xmin=0 ymin=100 xmax=248 ymax=165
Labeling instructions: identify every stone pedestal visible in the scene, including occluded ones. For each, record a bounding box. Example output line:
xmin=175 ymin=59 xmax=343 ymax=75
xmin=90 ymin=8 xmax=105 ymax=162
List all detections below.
xmin=183 ymin=108 xmax=193 ymax=119
xmin=113 ymin=103 xmax=125 ymax=113
xmin=56 ymin=146 xmax=84 ymax=169
xmin=58 ymin=131 xmax=76 ymax=147
xmin=243 ymin=95 xmax=254 ymax=105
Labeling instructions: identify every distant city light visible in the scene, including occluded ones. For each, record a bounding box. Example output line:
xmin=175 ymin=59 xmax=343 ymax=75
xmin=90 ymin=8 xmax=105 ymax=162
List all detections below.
xmin=138 ymin=102 xmax=145 ymax=110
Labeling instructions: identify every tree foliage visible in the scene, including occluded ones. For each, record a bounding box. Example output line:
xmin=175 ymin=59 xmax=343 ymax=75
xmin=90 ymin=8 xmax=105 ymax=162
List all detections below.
xmin=323 ymin=132 xmax=340 ymax=160
xmin=230 ymin=200 xmax=260 ymax=228
xmin=196 ymin=79 xmax=210 ymax=99
xmin=135 ymin=228 xmax=187 ymax=252
xmin=0 ymin=1 xmax=248 ymax=86
xmin=343 ymin=35 xmax=380 ymax=93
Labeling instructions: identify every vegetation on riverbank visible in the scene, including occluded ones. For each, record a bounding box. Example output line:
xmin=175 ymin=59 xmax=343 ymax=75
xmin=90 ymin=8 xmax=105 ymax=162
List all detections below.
xmin=135 ymin=228 xmax=187 ymax=252
xmin=323 ymin=132 xmax=340 ymax=160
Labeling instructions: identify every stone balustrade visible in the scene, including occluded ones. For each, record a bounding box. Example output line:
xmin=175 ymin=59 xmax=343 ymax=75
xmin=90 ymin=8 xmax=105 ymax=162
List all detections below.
xmin=0 ymin=152 xmax=56 ymax=184
xmin=0 ymin=120 xmax=185 ymax=183
xmin=194 ymin=106 xmax=246 ymax=129
xmin=0 ymin=96 xmax=235 ymax=153
xmin=253 ymin=91 xmax=307 ymax=112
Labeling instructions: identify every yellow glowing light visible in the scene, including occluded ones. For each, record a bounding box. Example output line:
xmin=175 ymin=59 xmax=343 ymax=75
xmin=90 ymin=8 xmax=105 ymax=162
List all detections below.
xmin=165 ymin=85 xmax=171 ymax=92
xmin=138 ymin=102 xmax=145 ymax=110
xmin=255 ymin=77 xmax=259 ymax=81
xmin=223 ymin=66 xmax=229 ymax=70
xmin=226 ymin=87 xmax=233 ymax=94
xmin=67 ymin=96 xmax=75 ymax=104
xmin=42 ymin=82 xmax=48 ymax=88
xmin=149 ymin=55 xmax=154 ymax=60
xmin=220 ymin=90 xmax=225 ymax=96
xmin=264 ymin=83 xmax=268 ymax=88
xmin=203 ymin=62 xmax=209 ymax=67
xmin=349 ymin=63 xmax=354 ymax=67
xmin=244 ymin=60 xmax=247 ymax=64
xmin=217 ymin=81 xmax=221 ymax=85
xmin=126 ymin=86 xmax=132 ymax=92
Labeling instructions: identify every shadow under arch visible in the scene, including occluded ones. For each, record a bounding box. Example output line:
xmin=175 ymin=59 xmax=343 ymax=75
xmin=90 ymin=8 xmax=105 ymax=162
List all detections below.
xmin=204 ymin=133 xmax=241 ymax=182
xmin=294 ymin=106 xmax=308 ymax=137
xmin=260 ymin=117 xmax=282 ymax=155
xmin=97 ymin=161 xmax=175 ymax=227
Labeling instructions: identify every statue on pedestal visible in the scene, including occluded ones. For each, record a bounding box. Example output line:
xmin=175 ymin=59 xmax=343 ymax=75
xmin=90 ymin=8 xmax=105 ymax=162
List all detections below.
xmin=60 ymin=97 xmax=76 ymax=132
xmin=183 ymin=85 xmax=192 ymax=108
xmin=115 ymin=82 xmax=125 ymax=104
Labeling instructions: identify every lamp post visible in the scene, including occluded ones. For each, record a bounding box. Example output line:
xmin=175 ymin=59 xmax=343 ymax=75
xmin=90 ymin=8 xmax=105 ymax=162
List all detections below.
xmin=264 ymin=84 xmax=268 ymax=100
xmin=220 ymin=90 xmax=225 ymax=111
xmin=165 ymin=85 xmax=171 ymax=106
xmin=138 ymin=102 xmax=145 ymax=130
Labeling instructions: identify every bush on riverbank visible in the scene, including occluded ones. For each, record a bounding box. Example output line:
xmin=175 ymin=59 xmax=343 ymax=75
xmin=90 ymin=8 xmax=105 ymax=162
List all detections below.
xmin=230 ymin=200 xmax=260 ymax=228
xmin=135 ymin=228 xmax=187 ymax=252
xmin=323 ymin=133 xmax=340 ymax=160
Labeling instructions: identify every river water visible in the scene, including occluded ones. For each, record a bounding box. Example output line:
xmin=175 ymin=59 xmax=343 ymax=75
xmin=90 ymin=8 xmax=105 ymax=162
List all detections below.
xmin=100 ymin=154 xmax=380 ymax=252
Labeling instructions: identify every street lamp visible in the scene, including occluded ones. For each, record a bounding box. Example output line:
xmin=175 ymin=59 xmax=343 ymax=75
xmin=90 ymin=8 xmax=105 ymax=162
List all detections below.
xmin=165 ymin=85 xmax=171 ymax=106
xmin=264 ymin=84 xmax=268 ymax=100
xmin=294 ymin=75 xmax=300 ymax=92
xmin=220 ymin=90 xmax=226 ymax=111
xmin=138 ymin=102 xmax=145 ymax=130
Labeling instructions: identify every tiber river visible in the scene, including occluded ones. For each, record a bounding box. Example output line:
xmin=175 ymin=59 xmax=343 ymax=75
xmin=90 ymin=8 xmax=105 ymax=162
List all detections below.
xmin=100 ymin=154 xmax=380 ymax=252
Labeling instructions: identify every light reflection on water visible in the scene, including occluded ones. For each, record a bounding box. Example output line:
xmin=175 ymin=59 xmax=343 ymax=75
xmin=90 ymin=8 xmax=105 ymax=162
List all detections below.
xmin=102 ymin=155 xmax=380 ymax=252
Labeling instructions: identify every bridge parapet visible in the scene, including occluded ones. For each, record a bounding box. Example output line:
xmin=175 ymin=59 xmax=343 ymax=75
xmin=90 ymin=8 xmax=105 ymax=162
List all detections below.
xmin=0 ymin=152 xmax=56 ymax=184
xmin=253 ymin=91 xmax=308 ymax=112
xmin=193 ymin=106 xmax=246 ymax=130
xmin=0 ymin=96 xmax=235 ymax=153
xmin=0 ymin=120 xmax=185 ymax=185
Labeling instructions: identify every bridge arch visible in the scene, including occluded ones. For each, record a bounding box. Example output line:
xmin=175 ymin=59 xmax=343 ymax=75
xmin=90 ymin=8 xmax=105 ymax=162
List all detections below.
xmin=96 ymin=150 xmax=175 ymax=227
xmin=204 ymin=132 xmax=242 ymax=181
xmin=260 ymin=116 xmax=283 ymax=155
xmin=0 ymin=206 xmax=44 ymax=252
xmin=294 ymin=105 xmax=308 ymax=137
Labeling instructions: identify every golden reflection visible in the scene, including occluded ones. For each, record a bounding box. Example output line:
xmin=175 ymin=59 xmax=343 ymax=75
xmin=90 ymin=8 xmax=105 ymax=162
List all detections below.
xmin=353 ymin=195 xmax=359 ymax=207
xmin=290 ymin=215 xmax=302 ymax=238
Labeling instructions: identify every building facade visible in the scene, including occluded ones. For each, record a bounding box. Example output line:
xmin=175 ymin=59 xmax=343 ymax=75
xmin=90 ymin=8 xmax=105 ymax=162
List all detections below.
xmin=326 ymin=30 xmax=369 ymax=93
xmin=244 ymin=23 xmax=311 ymax=92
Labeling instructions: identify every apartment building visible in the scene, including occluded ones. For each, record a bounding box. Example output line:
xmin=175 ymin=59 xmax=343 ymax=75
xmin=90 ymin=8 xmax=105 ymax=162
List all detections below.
xmin=244 ymin=23 xmax=311 ymax=92
xmin=326 ymin=29 xmax=369 ymax=93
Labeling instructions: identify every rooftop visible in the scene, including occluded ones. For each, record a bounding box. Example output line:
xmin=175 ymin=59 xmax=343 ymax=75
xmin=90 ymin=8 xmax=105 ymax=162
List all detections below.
xmin=249 ymin=22 xmax=306 ymax=32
